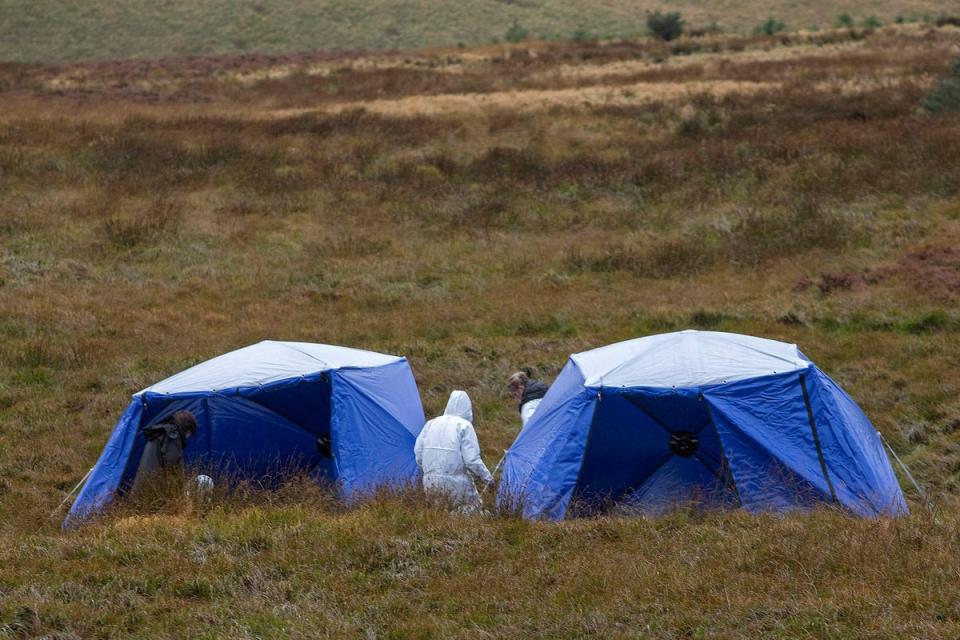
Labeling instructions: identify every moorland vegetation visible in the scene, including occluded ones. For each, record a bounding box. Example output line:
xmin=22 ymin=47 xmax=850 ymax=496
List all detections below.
xmin=1 ymin=22 xmax=960 ymax=638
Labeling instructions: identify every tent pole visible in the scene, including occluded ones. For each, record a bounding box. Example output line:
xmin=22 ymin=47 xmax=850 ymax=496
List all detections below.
xmin=799 ymin=374 xmax=839 ymax=504
xmin=49 ymin=466 xmax=94 ymax=520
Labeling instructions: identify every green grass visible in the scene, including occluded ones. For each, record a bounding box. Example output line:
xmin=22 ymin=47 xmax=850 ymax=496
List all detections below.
xmin=1 ymin=0 xmax=959 ymax=62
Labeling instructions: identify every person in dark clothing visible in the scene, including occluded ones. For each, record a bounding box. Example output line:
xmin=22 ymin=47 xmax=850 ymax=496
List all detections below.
xmin=131 ymin=410 xmax=198 ymax=494
xmin=312 ymin=434 xmax=336 ymax=482
xmin=507 ymin=371 xmax=549 ymax=428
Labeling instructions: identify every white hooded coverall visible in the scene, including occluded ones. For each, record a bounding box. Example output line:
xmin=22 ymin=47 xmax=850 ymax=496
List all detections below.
xmin=414 ymin=390 xmax=493 ymax=509
xmin=520 ymin=398 xmax=541 ymax=427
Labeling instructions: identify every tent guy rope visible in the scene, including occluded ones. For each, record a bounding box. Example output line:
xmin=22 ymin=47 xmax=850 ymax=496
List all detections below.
xmin=50 ymin=467 xmax=93 ymax=520
xmin=878 ymin=430 xmax=925 ymax=498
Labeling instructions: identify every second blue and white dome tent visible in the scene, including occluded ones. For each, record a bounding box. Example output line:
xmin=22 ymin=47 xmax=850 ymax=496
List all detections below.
xmin=498 ymin=330 xmax=907 ymax=520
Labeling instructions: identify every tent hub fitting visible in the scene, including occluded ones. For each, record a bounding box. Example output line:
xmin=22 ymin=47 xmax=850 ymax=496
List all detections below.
xmin=669 ymin=431 xmax=699 ymax=457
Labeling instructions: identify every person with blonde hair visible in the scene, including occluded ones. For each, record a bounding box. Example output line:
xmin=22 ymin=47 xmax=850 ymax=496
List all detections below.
xmin=506 ymin=371 xmax=548 ymax=428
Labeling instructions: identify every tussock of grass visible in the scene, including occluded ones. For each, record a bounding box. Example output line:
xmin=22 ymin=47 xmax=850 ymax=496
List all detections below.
xmin=99 ymin=196 xmax=183 ymax=249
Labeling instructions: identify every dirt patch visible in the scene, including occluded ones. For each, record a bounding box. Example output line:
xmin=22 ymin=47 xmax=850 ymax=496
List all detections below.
xmin=797 ymin=246 xmax=960 ymax=299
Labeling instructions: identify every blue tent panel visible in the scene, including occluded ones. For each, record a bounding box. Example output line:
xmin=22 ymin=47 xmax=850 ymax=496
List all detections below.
xmin=499 ymin=360 xmax=598 ymax=519
xmin=239 ymin=376 xmax=332 ymax=439
xmin=572 ymin=393 xmax=673 ymax=509
xmin=806 ymin=368 xmax=908 ymax=516
xmin=623 ymin=456 xmax=732 ymax=515
xmin=332 ymin=360 xmax=426 ymax=498
xmin=572 ymin=387 xmax=737 ymax=515
xmin=499 ymin=361 xmax=584 ymax=504
xmin=200 ymin=396 xmax=324 ymax=479
xmin=64 ymin=399 xmax=143 ymax=527
xmin=623 ymin=388 xmax=729 ymax=478
xmin=703 ymin=370 xmax=835 ymax=513
xmin=528 ymin=389 xmax=597 ymax=521
xmin=625 ymin=390 xmax=710 ymax=434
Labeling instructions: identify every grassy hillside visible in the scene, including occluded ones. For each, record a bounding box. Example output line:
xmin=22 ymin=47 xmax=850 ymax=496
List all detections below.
xmin=1 ymin=0 xmax=959 ymax=62
xmin=2 ymin=24 xmax=960 ymax=637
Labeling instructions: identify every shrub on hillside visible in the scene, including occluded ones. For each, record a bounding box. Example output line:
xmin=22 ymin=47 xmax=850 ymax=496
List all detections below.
xmin=923 ymin=56 xmax=960 ymax=113
xmin=505 ymin=20 xmax=529 ymax=43
xmin=646 ymin=11 xmax=685 ymax=42
xmin=756 ymin=16 xmax=786 ymax=36
xmin=836 ymin=13 xmax=855 ymax=28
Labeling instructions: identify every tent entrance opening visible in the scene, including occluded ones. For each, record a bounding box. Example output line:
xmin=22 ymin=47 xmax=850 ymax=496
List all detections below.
xmin=571 ymin=389 xmax=739 ymax=516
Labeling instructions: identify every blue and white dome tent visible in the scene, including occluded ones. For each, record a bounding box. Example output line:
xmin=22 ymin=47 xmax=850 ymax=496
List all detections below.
xmin=64 ymin=341 xmax=425 ymax=527
xmin=498 ymin=330 xmax=908 ymax=520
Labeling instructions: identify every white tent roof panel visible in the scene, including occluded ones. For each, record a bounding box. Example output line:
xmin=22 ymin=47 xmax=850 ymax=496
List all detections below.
xmin=140 ymin=341 xmax=402 ymax=395
xmin=572 ymin=330 xmax=810 ymax=389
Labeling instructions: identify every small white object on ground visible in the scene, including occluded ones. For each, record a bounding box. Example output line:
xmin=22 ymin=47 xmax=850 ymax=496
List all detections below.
xmin=195 ymin=474 xmax=215 ymax=493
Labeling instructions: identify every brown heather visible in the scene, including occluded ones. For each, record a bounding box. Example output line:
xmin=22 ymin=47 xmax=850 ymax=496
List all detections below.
xmin=2 ymin=24 xmax=960 ymax=639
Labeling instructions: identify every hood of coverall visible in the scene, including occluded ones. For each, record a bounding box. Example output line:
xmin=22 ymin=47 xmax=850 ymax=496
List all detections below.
xmin=443 ymin=390 xmax=473 ymax=423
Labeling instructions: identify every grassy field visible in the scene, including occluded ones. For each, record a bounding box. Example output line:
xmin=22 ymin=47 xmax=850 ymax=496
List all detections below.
xmin=2 ymin=22 xmax=960 ymax=638
xmin=2 ymin=0 xmax=960 ymax=62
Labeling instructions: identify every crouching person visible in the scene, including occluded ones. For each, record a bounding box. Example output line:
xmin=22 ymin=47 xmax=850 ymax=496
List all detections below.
xmin=414 ymin=390 xmax=493 ymax=513
xmin=131 ymin=410 xmax=198 ymax=495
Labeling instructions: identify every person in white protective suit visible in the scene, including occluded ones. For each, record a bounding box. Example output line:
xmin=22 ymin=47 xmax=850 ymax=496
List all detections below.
xmin=414 ymin=390 xmax=494 ymax=512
